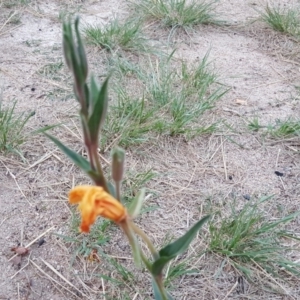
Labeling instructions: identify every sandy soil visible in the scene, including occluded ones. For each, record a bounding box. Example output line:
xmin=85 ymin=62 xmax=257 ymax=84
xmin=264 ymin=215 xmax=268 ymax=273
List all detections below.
xmin=0 ymin=0 xmax=300 ymax=299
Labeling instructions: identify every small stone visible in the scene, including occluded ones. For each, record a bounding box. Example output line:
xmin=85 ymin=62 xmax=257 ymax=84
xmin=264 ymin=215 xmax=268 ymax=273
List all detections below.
xmin=37 ymin=239 xmax=46 ymax=247
xmin=275 ymin=171 xmax=284 ymax=177
xmin=243 ymin=194 xmax=251 ymax=201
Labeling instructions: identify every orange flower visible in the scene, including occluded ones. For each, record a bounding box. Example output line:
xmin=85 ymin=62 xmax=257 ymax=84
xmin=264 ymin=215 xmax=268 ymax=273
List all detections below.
xmin=69 ymin=185 xmax=127 ymax=232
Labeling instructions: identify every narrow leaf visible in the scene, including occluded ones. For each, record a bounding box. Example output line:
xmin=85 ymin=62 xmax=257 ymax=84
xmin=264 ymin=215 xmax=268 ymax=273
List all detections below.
xmin=62 ymin=21 xmax=73 ymax=70
xmin=44 ymin=133 xmax=91 ymax=172
xmin=44 ymin=133 xmax=103 ymax=183
xmin=63 ymin=18 xmax=85 ymax=107
xmin=88 ymin=76 xmax=109 ymax=141
xmin=90 ymin=76 xmax=99 ymax=106
xmin=74 ymin=17 xmax=88 ymax=81
xmin=160 ymin=215 xmax=210 ymax=258
xmin=152 ymin=215 xmax=210 ymax=275
xmin=32 ymin=124 xmax=62 ymax=135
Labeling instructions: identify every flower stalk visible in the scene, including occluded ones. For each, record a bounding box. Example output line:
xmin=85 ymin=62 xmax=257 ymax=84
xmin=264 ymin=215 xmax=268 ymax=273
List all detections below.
xmin=130 ymin=221 xmax=159 ymax=260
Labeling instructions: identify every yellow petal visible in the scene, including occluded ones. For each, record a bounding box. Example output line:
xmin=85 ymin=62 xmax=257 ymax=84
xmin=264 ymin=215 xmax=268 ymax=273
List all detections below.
xmin=69 ymin=185 xmax=127 ymax=233
xmin=69 ymin=185 xmax=91 ymax=204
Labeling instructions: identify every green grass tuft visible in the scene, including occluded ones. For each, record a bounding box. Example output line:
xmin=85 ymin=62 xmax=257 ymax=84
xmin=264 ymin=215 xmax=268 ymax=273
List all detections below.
xmin=247 ymin=117 xmax=300 ymax=138
xmin=38 ymin=61 xmax=64 ymax=80
xmin=247 ymin=117 xmax=264 ymax=132
xmin=101 ymin=53 xmax=226 ymax=148
xmin=270 ymin=119 xmax=300 ymax=138
xmin=0 ymin=101 xmax=34 ymax=157
xmin=209 ymin=196 xmax=300 ymax=281
xmin=83 ymin=18 xmax=150 ymax=52
xmin=133 ymin=0 xmax=219 ymax=29
xmin=55 ymin=210 xmax=110 ymax=265
xmin=259 ymin=5 xmax=300 ymax=37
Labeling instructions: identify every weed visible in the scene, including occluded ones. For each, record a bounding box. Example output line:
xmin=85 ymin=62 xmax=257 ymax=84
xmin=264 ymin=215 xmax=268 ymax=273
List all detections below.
xmin=101 ymin=52 xmax=225 ymax=147
xmin=24 ymin=39 xmax=42 ymax=47
xmin=38 ymin=61 xmax=64 ymax=80
xmin=83 ymin=18 xmax=149 ymax=52
xmin=209 ymin=196 xmax=300 ymax=281
xmin=0 ymin=100 xmax=34 ymax=156
xmin=248 ymin=118 xmax=300 ymax=138
xmin=248 ymin=117 xmax=264 ymax=132
xmin=143 ymin=53 xmax=225 ymax=136
xmin=269 ymin=119 xmax=300 ymax=138
xmin=56 ymin=211 xmax=135 ymax=294
xmin=37 ymin=61 xmax=73 ymax=100
xmin=165 ymin=260 xmax=198 ymax=287
xmin=125 ymin=169 xmax=156 ymax=197
xmin=133 ymin=0 xmax=219 ymax=29
xmin=45 ymin=89 xmax=73 ymax=101
xmin=101 ymin=88 xmax=156 ymax=148
xmin=103 ymin=254 xmax=135 ymax=282
xmin=107 ymin=56 xmax=145 ymax=80
xmin=55 ymin=210 xmax=110 ymax=263
xmin=259 ymin=5 xmax=300 ymax=37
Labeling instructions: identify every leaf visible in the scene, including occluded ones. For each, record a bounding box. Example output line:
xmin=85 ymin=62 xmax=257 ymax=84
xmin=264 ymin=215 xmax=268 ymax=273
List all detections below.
xmin=44 ymin=133 xmax=108 ymax=187
xmin=152 ymin=215 xmax=210 ymax=276
xmin=32 ymin=124 xmax=62 ymax=135
xmin=128 ymin=188 xmax=145 ymax=219
xmin=151 ymin=256 xmax=171 ymax=277
xmin=44 ymin=133 xmax=91 ymax=172
xmin=62 ymin=21 xmax=73 ymax=70
xmin=160 ymin=215 xmax=210 ymax=257
xmin=74 ymin=17 xmax=88 ymax=81
xmin=63 ymin=18 xmax=86 ymax=104
xmin=88 ymin=76 xmax=109 ymax=141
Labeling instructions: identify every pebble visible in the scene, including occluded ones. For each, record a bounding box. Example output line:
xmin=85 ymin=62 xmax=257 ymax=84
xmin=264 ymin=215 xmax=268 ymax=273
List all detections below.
xmin=243 ymin=194 xmax=251 ymax=201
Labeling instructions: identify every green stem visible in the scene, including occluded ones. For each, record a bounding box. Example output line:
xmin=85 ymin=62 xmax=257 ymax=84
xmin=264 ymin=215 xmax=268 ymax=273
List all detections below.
xmin=91 ymin=144 xmax=109 ymax=192
xmin=75 ymin=82 xmax=88 ymax=116
xmin=140 ymin=251 xmax=152 ymax=272
xmin=130 ymin=221 xmax=159 ymax=260
xmin=81 ymin=121 xmax=108 ymax=191
xmin=154 ymin=275 xmax=169 ymax=300
xmin=129 ymin=231 xmax=169 ymax=300
xmin=82 ymin=121 xmax=95 ymax=170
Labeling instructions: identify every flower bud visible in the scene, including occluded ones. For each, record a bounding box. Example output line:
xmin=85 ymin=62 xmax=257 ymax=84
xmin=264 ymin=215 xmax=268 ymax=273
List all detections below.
xmin=111 ymin=147 xmax=125 ymax=182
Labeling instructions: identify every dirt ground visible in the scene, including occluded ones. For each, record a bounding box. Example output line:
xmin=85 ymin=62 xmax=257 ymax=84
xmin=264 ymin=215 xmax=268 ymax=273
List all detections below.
xmin=0 ymin=0 xmax=300 ymax=299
